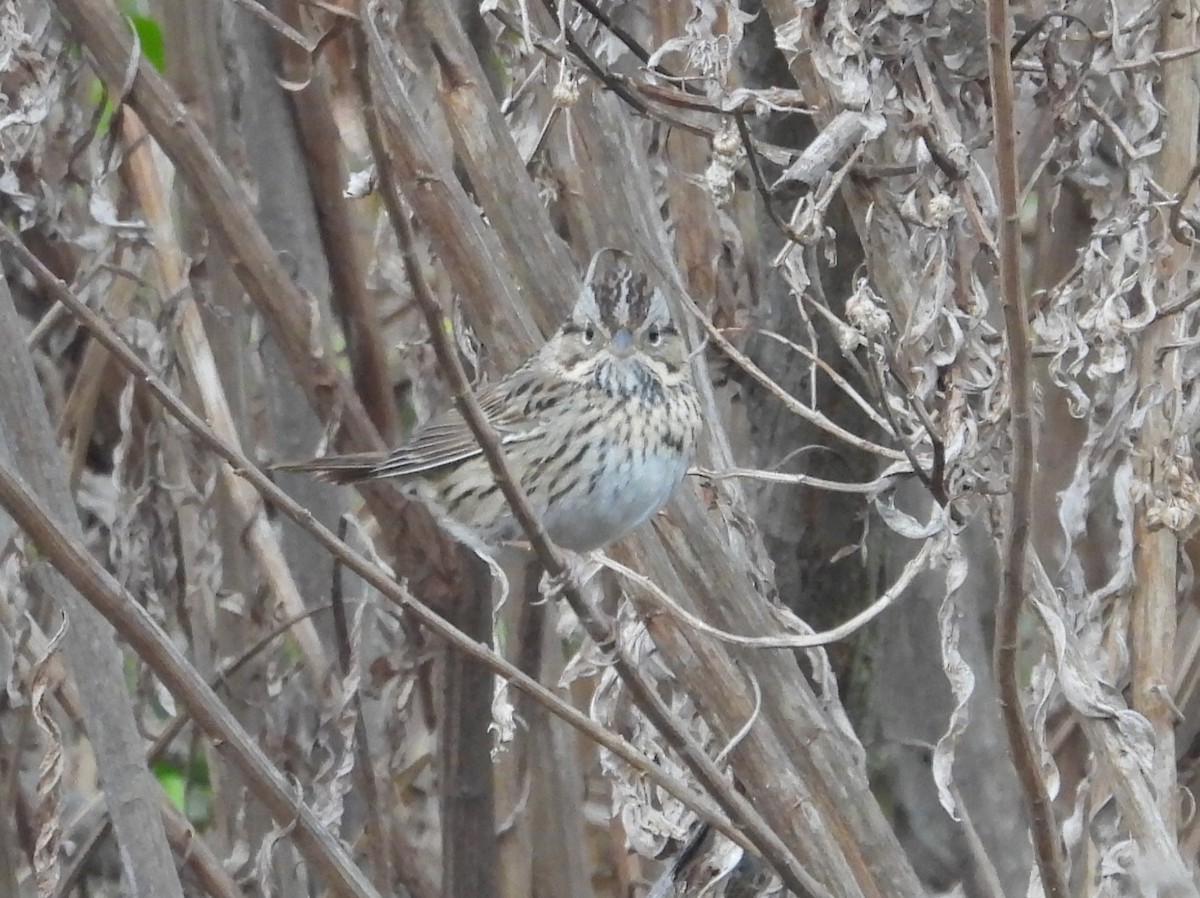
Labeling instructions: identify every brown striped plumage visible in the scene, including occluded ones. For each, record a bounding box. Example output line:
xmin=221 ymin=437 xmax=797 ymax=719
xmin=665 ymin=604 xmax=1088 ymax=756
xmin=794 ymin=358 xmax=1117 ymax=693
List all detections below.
xmin=280 ymin=257 xmax=701 ymax=553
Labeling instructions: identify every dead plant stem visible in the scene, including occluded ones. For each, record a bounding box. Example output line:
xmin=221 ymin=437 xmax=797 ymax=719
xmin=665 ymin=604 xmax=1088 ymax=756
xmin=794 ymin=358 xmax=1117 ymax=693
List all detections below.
xmin=986 ymin=0 xmax=1069 ymax=891
xmin=352 ymin=10 xmax=820 ymax=894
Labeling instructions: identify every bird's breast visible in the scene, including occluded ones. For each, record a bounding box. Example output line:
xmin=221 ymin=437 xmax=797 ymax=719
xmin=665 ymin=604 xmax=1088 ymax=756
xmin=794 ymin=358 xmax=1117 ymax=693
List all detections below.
xmin=535 ymin=405 xmax=696 ymax=552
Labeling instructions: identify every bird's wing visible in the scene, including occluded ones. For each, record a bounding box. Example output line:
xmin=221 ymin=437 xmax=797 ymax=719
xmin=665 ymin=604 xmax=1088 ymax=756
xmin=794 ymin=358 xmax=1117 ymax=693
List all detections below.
xmin=367 ymin=380 xmax=541 ymax=480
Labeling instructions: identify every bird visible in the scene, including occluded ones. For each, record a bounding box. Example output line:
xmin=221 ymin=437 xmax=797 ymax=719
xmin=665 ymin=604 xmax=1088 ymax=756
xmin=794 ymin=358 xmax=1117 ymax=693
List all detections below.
xmin=279 ymin=255 xmax=702 ymax=554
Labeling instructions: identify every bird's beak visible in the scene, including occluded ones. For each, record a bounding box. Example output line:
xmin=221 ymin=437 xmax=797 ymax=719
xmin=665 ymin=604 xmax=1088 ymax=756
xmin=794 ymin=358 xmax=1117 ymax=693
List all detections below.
xmin=611 ymin=328 xmax=635 ymax=358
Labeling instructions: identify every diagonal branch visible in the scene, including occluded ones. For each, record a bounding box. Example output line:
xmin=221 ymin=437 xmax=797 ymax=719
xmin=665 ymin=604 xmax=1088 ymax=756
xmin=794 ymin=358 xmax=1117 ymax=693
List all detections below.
xmin=352 ymin=12 xmax=820 ymax=894
xmin=0 ymin=218 xmax=751 ymax=863
xmin=47 ymin=0 xmax=475 ymax=614
xmin=0 ymin=464 xmax=383 ymax=898
xmin=48 ymin=0 xmax=379 ymax=453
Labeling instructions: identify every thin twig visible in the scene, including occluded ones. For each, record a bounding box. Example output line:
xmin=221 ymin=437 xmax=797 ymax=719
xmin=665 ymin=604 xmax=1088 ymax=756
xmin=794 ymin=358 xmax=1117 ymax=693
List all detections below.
xmin=0 ymin=219 xmax=748 ymax=856
xmin=733 ymin=112 xmax=805 ymax=244
xmin=24 ymin=302 xmax=70 ymax=348
xmin=722 ymin=325 xmax=895 ymax=433
xmin=566 ymin=0 xmax=651 ymax=63
xmin=950 ymin=783 xmax=1009 ymax=898
xmin=1114 ymin=42 xmax=1200 ymax=70
xmin=872 ymin=359 xmax=950 ymax=509
xmin=598 ymin=537 xmax=936 ymax=649
xmin=682 ymin=298 xmax=906 ymax=461
xmin=1153 ymin=284 xmax=1200 ymax=320
xmin=222 ymin=0 xmax=315 ymax=52
xmin=352 ymin=12 xmax=818 ymax=893
xmin=1168 ymin=161 xmax=1200 ymax=246
xmin=986 ymin=0 xmax=1069 ymax=890
xmin=693 ymin=464 xmax=889 ymax=493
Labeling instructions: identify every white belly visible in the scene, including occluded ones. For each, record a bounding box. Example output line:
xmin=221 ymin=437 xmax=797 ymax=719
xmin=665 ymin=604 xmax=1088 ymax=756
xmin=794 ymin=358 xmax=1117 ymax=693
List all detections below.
xmin=542 ymin=448 xmax=691 ymax=552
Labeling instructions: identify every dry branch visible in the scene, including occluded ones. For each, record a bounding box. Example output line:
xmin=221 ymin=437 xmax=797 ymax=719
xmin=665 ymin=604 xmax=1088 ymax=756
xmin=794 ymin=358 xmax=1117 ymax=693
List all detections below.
xmin=352 ymin=16 xmax=819 ymax=893
xmin=985 ymin=0 xmax=1069 ymax=891
xmin=0 ymin=222 xmax=750 ymax=856
xmin=0 ymin=280 xmax=185 ymax=898
xmin=115 ymin=109 xmax=329 ymax=683
xmin=48 ymin=0 xmax=472 ymax=613
xmin=0 ymin=462 xmax=383 ymax=898
xmin=1130 ymin=0 xmax=1199 ymax=832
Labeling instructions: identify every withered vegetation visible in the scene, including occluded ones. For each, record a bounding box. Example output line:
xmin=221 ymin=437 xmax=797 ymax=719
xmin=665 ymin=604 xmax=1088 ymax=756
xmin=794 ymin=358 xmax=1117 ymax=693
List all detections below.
xmin=1 ymin=1 xmax=1198 ymax=897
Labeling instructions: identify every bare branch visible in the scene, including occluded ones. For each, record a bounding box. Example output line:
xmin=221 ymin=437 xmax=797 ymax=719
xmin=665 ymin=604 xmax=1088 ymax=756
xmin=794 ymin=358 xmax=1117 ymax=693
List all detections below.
xmin=683 ymin=298 xmax=906 ymax=461
xmin=0 ymin=463 xmax=382 ymax=898
xmin=986 ymin=0 xmax=1069 ymax=889
xmin=352 ymin=11 xmax=819 ymax=892
xmin=599 ymin=535 xmax=936 ymax=649
xmin=0 ymin=218 xmax=750 ymax=863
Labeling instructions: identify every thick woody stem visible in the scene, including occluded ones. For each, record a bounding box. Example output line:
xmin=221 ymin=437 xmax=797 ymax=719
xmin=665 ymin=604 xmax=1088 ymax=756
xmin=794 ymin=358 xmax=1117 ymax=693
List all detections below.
xmin=0 ymin=219 xmax=743 ymax=861
xmin=351 ymin=10 xmax=821 ymax=894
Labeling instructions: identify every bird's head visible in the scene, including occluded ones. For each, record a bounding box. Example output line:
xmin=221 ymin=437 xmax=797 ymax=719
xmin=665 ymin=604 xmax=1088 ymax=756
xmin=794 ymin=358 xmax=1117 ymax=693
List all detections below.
xmin=549 ymin=256 xmax=690 ymax=400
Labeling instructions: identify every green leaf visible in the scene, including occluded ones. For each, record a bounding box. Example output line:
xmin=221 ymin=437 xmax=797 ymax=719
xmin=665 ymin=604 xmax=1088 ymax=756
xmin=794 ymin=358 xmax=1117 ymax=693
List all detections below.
xmin=152 ymin=759 xmax=187 ymax=812
xmin=89 ymin=11 xmax=167 ymax=135
xmin=126 ymin=13 xmax=166 ymax=73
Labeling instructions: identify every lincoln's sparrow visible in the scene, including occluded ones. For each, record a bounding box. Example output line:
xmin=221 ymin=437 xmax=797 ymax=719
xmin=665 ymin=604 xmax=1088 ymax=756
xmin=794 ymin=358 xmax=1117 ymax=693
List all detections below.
xmin=282 ymin=257 xmax=701 ymax=553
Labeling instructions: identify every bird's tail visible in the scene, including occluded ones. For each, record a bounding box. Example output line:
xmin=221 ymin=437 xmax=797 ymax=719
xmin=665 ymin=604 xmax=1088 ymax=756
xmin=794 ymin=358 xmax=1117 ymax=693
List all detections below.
xmin=272 ymin=454 xmax=385 ymax=485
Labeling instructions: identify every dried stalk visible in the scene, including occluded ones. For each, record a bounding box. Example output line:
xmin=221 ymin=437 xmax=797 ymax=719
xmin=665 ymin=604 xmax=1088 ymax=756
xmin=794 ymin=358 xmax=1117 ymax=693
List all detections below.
xmin=0 ymin=221 xmax=749 ymax=855
xmin=157 ymin=803 xmax=242 ymax=898
xmin=985 ymin=0 xmax=1068 ymax=891
xmin=352 ymin=18 xmax=820 ymax=895
xmin=417 ymin=0 xmax=579 ymax=336
xmin=1129 ymin=0 xmax=1198 ymax=830
xmin=438 ymin=554 xmax=499 ymax=898
xmin=328 ymin=545 xmax=396 ymax=894
xmin=357 ymin=0 xmax=541 ymax=363
xmin=116 ymin=109 xmax=329 ymax=682
xmin=0 ymin=281 xmax=185 ymax=898
xmin=49 ymin=0 xmax=381 ymax=453
xmin=278 ymin=0 xmax=397 ymax=442
xmin=0 ymin=462 xmax=383 ymax=898
xmin=51 ymin=606 xmax=334 ymax=898
xmin=48 ymin=0 xmax=478 ymax=616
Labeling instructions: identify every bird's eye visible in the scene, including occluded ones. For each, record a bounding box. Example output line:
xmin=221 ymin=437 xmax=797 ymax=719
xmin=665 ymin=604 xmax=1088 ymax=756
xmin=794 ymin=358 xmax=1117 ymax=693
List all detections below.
xmin=646 ymin=326 xmax=662 ymax=346
xmin=582 ymin=323 xmax=596 ymax=344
